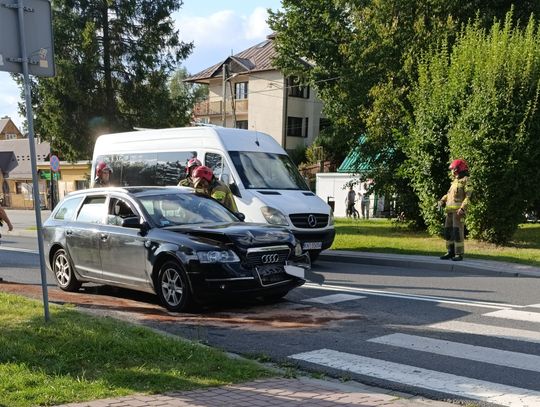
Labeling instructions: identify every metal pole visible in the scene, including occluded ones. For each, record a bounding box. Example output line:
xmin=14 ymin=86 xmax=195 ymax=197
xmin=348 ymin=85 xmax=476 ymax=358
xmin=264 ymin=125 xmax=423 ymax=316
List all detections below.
xmin=17 ymin=0 xmax=50 ymax=321
xmin=222 ymin=63 xmax=227 ymax=127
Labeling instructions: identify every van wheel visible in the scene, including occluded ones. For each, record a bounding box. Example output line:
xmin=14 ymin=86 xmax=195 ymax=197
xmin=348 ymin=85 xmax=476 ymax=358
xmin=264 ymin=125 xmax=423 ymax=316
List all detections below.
xmin=52 ymin=249 xmax=81 ymax=292
xmin=156 ymin=261 xmax=192 ymax=312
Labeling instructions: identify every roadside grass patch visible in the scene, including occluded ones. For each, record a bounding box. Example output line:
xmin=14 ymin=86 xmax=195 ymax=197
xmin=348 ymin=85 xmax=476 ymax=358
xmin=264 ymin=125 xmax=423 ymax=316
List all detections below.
xmin=0 ymin=292 xmax=273 ymax=407
xmin=332 ymin=219 xmax=540 ymax=266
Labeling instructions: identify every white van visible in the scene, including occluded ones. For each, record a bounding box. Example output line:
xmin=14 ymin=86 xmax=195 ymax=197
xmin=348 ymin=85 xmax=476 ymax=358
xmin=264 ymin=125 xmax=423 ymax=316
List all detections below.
xmin=91 ymin=126 xmax=335 ymax=257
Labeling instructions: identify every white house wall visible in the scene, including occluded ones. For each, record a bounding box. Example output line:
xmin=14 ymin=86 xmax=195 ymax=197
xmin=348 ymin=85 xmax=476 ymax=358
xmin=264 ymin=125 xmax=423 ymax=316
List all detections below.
xmin=316 ymin=172 xmax=367 ymax=218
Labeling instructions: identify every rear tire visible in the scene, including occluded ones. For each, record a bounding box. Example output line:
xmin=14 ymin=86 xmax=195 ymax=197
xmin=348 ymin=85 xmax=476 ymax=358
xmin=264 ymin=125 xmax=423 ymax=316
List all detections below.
xmin=156 ymin=261 xmax=192 ymax=312
xmin=52 ymin=249 xmax=81 ymax=292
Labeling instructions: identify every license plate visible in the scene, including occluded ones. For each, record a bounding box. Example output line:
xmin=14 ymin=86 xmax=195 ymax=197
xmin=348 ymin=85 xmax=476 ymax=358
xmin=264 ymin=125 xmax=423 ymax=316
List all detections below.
xmin=302 ymin=241 xmax=322 ymax=250
xmin=256 ymin=265 xmax=284 ymax=277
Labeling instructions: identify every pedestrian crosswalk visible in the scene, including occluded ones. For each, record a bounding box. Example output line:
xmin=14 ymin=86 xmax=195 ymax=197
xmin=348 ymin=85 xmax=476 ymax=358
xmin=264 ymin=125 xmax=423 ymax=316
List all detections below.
xmin=289 ymin=304 xmax=540 ymax=406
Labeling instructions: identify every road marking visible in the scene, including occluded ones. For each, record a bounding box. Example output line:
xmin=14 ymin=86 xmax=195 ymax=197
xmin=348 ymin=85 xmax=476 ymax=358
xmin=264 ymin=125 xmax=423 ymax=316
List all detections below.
xmin=428 ymin=321 xmax=540 ymax=344
xmin=289 ymin=348 xmax=540 ymax=406
xmin=368 ymin=333 xmax=540 ymax=373
xmin=0 ymin=246 xmax=38 ymax=254
xmin=303 ymin=282 xmax=520 ymax=310
xmin=484 ymin=309 xmax=540 ymax=324
xmin=303 ymin=293 xmax=365 ymax=304
xmin=527 ymin=303 xmax=540 ymax=309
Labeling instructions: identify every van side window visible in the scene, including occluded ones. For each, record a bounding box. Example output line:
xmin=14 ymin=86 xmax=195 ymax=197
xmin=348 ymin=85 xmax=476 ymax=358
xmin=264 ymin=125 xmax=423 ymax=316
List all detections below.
xmin=96 ymin=152 xmax=196 ymax=186
xmin=205 ymin=153 xmax=232 ymax=184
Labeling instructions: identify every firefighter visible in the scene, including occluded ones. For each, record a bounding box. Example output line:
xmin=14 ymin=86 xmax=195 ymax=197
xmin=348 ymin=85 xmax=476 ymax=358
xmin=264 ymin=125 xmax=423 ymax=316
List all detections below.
xmin=94 ymin=162 xmax=112 ymax=187
xmin=438 ymin=159 xmax=472 ymax=261
xmin=178 ymin=157 xmax=202 ymax=187
xmin=191 ymin=165 xmax=238 ymax=213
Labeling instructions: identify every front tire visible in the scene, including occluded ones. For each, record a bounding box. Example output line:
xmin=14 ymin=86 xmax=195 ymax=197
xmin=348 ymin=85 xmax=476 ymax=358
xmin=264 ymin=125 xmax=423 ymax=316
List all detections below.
xmin=52 ymin=249 xmax=81 ymax=292
xmin=156 ymin=261 xmax=192 ymax=312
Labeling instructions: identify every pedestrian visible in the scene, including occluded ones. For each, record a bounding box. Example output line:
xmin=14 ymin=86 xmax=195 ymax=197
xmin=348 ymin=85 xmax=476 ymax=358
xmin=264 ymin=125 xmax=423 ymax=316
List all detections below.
xmin=361 ymin=183 xmax=370 ymax=219
xmin=438 ymin=159 xmax=472 ymax=261
xmin=191 ymin=165 xmax=238 ymax=212
xmin=345 ymin=186 xmax=356 ymax=218
xmin=94 ymin=161 xmax=112 ymax=187
xmin=178 ymin=157 xmax=202 ymax=187
xmin=0 ymin=205 xmax=14 ymax=239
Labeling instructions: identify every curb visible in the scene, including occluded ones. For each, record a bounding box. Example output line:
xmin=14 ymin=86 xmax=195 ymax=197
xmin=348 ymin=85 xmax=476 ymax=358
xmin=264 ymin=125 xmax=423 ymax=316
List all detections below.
xmin=319 ymin=251 xmax=540 ymax=278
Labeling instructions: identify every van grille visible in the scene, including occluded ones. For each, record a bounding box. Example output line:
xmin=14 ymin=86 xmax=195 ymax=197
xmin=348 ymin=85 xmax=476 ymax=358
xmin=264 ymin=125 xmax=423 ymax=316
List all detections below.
xmin=289 ymin=213 xmax=328 ymax=229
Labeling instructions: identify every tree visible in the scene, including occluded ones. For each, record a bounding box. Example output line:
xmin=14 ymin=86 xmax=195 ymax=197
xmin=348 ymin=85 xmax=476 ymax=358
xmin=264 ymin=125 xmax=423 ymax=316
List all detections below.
xmin=269 ymin=0 xmax=540 ymax=225
xmin=408 ymin=12 xmax=540 ymax=243
xmin=26 ymin=0 xmax=193 ymax=160
xmin=168 ymin=67 xmax=208 ymax=126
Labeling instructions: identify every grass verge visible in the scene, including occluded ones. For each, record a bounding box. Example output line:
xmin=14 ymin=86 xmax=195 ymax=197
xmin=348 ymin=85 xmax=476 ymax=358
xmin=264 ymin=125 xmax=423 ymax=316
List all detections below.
xmin=332 ymin=219 xmax=540 ymax=267
xmin=0 ymin=292 xmax=273 ymax=407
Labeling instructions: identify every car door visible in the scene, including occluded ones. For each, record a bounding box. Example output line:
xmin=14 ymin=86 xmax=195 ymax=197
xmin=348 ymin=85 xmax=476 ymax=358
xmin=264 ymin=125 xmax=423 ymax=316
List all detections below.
xmin=67 ymin=194 xmax=107 ymax=280
xmin=98 ymin=195 xmax=148 ymax=288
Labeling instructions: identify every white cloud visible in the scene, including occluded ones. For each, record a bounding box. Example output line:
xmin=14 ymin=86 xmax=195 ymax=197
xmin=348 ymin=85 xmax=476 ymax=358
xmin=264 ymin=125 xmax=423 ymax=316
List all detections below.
xmin=176 ymin=7 xmax=273 ymax=73
xmin=244 ymin=7 xmax=271 ymax=40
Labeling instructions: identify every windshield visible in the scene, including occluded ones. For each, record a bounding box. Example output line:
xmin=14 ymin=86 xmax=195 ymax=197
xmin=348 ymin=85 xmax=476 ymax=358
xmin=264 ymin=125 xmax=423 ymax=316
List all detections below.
xmin=138 ymin=192 xmax=239 ymax=227
xmin=229 ymin=151 xmax=309 ymax=190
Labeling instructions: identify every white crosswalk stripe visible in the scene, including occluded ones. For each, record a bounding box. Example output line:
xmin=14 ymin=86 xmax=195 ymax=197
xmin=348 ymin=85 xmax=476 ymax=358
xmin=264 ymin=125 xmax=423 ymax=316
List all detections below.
xmin=484 ymin=309 xmax=540 ymax=323
xmin=368 ymin=333 xmax=540 ymax=373
xmin=303 ymin=293 xmax=365 ymax=304
xmin=290 ymin=348 xmax=540 ymax=406
xmin=428 ymin=321 xmax=540 ymax=344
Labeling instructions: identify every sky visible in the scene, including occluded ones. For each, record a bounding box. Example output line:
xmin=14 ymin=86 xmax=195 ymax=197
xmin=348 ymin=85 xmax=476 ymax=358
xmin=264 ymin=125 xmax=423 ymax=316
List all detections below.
xmin=0 ymin=0 xmax=282 ymax=131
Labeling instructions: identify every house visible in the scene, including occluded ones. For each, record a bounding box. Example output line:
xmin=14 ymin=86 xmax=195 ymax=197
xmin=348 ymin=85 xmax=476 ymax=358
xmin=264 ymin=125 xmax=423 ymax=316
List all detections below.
xmin=185 ymin=34 xmax=328 ymax=152
xmin=0 ymin=117 xmax=24 ymax=140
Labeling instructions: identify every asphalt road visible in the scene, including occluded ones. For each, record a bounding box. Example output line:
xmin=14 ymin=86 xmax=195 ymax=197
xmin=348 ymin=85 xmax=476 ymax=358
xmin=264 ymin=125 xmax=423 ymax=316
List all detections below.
xmin=2 ymin=235 xmax=540 ymax=406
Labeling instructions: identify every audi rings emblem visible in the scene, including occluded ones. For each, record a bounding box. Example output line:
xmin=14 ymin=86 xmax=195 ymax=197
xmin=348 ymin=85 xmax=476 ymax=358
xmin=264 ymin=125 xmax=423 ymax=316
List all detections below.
xmin=307 ymin=214 xmax=317 ymax=228
xmin=261 ymin=254 xmax=280 ymax=264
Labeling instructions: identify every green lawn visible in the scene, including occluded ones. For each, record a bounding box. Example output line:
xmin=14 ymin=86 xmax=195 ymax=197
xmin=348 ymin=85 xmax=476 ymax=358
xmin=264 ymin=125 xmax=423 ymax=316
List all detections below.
xmin=0 ymin=293 xmax=273 ymax=407
xmin=332 ymin=218 xmax=540 ymax=267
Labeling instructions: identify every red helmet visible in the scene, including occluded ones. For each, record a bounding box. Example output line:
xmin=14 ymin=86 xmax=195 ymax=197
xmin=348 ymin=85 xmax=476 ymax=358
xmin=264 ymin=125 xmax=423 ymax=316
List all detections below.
xmin=186 ymin=157 xmax=202 ymax=174
xmin=192 ymin=165 xmax=213 ymax=183
xmin=95 ymin=161 xmax=112 ymax=177
xmin=449 ymin=159 xmax=468 ymax=173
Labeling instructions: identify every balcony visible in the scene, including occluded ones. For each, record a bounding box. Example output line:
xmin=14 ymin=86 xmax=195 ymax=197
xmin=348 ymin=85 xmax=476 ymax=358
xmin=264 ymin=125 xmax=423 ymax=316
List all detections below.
xmin=193 ymin=99 xmax=249 ymax=117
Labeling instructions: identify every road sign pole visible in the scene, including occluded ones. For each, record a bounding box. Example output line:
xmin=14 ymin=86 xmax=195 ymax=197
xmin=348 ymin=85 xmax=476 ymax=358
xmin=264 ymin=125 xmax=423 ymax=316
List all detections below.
xmin=17 ymin=0 xmax=50 ymax=322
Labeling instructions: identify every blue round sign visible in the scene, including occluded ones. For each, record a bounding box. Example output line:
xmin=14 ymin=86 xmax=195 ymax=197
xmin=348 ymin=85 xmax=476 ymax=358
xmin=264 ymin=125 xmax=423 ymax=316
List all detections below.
xmin=50 ymin=155 xmax=60 ymax=172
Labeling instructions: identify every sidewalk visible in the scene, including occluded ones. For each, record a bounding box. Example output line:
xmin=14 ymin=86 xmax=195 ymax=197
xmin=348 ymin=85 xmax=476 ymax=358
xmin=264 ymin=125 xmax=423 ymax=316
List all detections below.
xmin=55 ymin=377 xmax=456 ymax=407
xmin=3 ymin=208 xmax=538 ymax=406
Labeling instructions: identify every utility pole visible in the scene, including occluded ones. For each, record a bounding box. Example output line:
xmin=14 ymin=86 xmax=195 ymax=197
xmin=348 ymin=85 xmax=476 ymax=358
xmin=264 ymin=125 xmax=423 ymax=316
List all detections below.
xmin=222 ymin=62 xmax=227 ymax=127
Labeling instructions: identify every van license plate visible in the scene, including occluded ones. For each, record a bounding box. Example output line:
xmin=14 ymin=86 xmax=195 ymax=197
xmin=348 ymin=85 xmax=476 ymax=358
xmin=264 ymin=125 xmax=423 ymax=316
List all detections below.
xmin=302 ymin=242 xmax=322 ymax=250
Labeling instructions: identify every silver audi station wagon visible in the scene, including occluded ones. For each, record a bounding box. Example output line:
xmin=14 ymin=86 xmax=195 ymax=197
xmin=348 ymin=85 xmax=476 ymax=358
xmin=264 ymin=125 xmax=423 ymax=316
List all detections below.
xmin=43 ymin=187 xmax=310 ymax=312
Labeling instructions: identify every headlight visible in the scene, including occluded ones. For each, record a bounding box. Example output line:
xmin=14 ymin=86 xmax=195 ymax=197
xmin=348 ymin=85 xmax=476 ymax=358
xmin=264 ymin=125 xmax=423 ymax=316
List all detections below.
xmin=294 ymin=242 xmax=303 ymax=256
xmin=261 ymin=206 xmax=289 ymax=226
xmin=196 ymin=250 xmax=240 ymax=263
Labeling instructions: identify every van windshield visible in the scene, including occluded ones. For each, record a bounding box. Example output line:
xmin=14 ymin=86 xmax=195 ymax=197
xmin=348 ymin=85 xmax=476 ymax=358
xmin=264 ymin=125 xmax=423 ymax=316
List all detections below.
xmin=229 ymin=151 xmax=309 ymax=190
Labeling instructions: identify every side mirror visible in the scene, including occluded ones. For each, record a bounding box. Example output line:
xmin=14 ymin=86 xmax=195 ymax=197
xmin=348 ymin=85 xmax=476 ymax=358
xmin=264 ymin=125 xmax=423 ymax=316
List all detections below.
xmin=220 ymin=173 xmax=230 ymax=184
xmin=121 ymin=216 xmax=142 ymax=229
xmin=229 ymin=182 xmax=241 ymax=197
xmin=234 ymin=212 xmax=246 ymax=222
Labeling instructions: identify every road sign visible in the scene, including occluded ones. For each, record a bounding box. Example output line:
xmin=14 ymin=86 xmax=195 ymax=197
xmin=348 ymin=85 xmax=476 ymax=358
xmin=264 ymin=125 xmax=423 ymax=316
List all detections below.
xmin=50 ymin=154 xmax=59 ymax=172
xmin=0 ymin=0 xmax=55 ymax=77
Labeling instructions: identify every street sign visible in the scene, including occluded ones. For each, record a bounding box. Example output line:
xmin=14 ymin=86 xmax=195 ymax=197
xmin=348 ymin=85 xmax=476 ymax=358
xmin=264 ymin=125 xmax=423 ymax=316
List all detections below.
xmin=50 ymin=154 xmax=59 ymax=172
xmin=0 ymin=0 xmax=55 ymax=77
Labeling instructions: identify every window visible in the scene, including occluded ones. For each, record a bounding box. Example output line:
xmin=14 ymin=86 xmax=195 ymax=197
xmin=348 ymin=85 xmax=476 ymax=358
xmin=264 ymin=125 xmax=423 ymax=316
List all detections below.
xmin=15 ymin=182 xmax=22 ymax=194
xmin=53 ymin=197 xmax=82 ymax=221
xmin=287 ymin=117 xmax=303 ymax=137
xmin=205 ymin=152 xmax=233 ymax=184
xmin=75 ymin=180 xmax=88 ymax=190
xmin=287 ymin=77 xmax=309 ymax=98
xmin=235 ymin=120 xmax=248 ymax=130
xmin=107 ymin=198 xmax=137 ymax=226
xmin=76 ymin=196 xmax=106 ymax=224
xmin=304 ymin=117 xmax=309 ymax=138
xmin=234 ymin=82 xmax=248 ymax=100
xmin=98 ymin=151 xmax=196 ymax=187
xmin=5 ymin=133 xmax=17 ymax=140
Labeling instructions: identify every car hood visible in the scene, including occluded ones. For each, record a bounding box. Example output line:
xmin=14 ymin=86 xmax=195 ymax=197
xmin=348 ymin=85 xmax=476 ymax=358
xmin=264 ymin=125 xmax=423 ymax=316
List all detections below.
xmin=163 ymin=222 xmax=294 ymax=249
